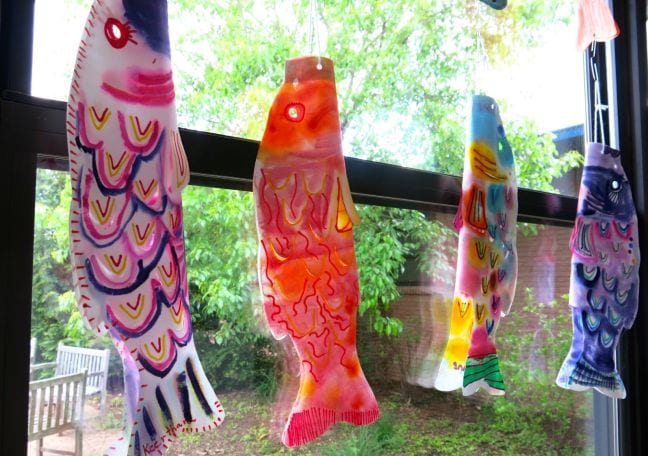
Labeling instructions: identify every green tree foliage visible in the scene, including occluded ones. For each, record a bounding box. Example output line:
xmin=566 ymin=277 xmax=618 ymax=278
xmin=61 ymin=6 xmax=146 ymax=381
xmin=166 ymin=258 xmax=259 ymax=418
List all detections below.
xmin=31 ymin=170 xmax=72 ymax=362
xmin=165 ymin=0 xmax=582 ymax=343
xmin=495 ymin=289 xmax=593 ymax=451
xmin=355 ymin=206 xmax=455 ymax=336
xmin=183 ymin=187 xmax=258 ymax=339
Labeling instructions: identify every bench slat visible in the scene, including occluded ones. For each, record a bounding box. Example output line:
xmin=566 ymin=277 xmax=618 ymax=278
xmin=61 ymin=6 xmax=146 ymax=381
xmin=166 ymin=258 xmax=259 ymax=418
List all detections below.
xmin=28 ymin=372 xmax=87 ymax=441
xmin=55 ymin=380 xmax=63 ymax=427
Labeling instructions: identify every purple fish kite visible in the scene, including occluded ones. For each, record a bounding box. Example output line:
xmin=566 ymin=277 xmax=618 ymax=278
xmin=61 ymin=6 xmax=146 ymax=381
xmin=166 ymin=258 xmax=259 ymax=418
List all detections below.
xmin=556 ymin=143 xmax=640 ymax=399
xmin=66 ymin=1 xmax=223 ymax=453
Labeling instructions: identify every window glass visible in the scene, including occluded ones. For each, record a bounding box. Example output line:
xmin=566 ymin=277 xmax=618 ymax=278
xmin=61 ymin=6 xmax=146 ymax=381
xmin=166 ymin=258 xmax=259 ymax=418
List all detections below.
xmin=29 ymin=168 xmax=122 ymax=454
xmin=29 ymin=168 xmax=593 ymax=454
xmin=31 ymin=0 xmax=584 ymax=195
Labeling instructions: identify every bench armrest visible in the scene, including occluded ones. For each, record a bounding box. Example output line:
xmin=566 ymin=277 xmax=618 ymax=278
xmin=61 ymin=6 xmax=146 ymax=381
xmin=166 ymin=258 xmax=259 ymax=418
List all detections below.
xmin=30 ymin=361 xmax=57 ymax=372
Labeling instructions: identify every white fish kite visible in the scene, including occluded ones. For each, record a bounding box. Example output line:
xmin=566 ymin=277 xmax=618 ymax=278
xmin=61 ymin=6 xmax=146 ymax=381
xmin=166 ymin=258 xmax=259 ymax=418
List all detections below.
xmin=66 ymin=1 xmax=223 ymax=454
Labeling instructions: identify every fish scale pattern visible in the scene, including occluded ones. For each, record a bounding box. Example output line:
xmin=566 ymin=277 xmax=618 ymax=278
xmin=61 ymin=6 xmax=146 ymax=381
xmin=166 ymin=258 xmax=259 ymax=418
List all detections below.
xmin=557 ymin=143 xmax=639 ymax=399
xmin=67 ymin=1 xmax=222 ymax=454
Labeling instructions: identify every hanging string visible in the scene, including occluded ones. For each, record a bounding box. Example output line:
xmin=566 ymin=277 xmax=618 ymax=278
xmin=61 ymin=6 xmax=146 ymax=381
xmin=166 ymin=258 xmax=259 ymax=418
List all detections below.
xmin=475 ymin=30 xmax=490 ymax=95
xmin=589 ymin=41 xmax=608 ymax=146
xmin=307 ymin=0 xmax=323 ymax=69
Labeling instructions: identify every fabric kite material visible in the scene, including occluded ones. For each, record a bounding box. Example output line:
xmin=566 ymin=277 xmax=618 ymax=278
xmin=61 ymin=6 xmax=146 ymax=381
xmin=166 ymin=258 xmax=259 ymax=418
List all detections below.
xmin=253 ymin=56 xmax=380 ymax=447
xmin=556 ymin=143 xmax=640 ymax=399
xmin=66 ymin=1 xmax=223 ymax=454
xmin=435 ymin=95 xmax=518 ymax=396
xmin=576 ymin=0 xmax=620 ymax=51
xmin=478 ymin=0 xmax=507 ymax=10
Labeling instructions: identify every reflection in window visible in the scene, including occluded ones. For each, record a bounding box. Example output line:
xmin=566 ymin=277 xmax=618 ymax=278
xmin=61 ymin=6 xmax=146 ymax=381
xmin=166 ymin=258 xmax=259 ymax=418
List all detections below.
xmin=32 ymin=0 xmax=583 ymax=194
xmin=29 ymin=169 xmax=593 ymax=454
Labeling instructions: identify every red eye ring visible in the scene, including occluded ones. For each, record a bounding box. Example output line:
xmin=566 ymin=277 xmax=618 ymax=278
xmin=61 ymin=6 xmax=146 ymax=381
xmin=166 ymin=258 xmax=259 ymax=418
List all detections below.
xmin=105 ymin=18 xmax=131 ymax=49
xmin=284 ymin=103 xmax=305 ymax=122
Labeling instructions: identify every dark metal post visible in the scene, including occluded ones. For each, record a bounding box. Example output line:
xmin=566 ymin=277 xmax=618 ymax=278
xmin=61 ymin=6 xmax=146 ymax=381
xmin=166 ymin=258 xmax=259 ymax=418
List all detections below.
xmin=0 ymin=102 xmax=38 ymax=456
xmin=0 ymin=0 xmax=37 ymax=454
xmin=0 ymin=0 xmax=35 ymax=94
xmin=609 ymin=1 xmax=648 ymax=455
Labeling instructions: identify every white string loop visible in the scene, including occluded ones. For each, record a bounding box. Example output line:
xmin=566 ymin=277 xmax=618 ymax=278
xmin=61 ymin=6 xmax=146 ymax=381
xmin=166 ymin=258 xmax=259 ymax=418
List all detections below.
xmin=307 ymin=0 xmax=323 ymax=69
xmin=590 ymin=42 xmax=608 ymax=146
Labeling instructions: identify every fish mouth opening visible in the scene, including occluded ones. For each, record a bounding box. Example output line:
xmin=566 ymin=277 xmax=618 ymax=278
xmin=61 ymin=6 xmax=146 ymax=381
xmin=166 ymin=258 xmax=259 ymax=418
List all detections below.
xmin=102 ymin=70 xmax=175 ymax=106
xmin=285 ymin=56 xmax=335 ymax=84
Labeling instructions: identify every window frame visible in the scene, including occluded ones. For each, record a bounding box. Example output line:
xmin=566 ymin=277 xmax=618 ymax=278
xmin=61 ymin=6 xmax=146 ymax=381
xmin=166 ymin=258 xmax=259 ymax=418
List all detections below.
xmin=0 ymin=0 xmax=646 ymax=454
xmin=608 ymin=3 xmax=648 ymax=455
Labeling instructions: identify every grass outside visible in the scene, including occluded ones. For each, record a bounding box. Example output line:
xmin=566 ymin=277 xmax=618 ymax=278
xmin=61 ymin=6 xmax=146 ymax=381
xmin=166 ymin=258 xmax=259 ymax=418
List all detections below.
xmin=30 ymin=290 xmax=595 ymax=455
xmin=166 ymin=383 xmax=593 ymax=456
xmin=30 ymin=381 xmax=593 ymax=456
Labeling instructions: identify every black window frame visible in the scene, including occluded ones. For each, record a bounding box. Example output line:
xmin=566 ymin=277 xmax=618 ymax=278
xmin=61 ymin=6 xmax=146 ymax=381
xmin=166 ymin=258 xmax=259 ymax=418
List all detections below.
xmin=1 ymin=1 xmax=645 ymax=454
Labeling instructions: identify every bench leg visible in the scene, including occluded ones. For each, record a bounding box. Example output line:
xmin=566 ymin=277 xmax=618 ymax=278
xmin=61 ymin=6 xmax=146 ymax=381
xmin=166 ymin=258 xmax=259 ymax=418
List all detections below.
xmin=75 ymin=427 xmax=83 ymax=456
xmin=100 ymin=389 xmax=107 ymax=416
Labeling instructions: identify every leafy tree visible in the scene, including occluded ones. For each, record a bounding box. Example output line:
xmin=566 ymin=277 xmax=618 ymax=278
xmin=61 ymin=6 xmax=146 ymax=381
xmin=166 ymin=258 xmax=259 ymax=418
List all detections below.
xmin=166 ymin=0 xmax=581 ymax=340
xmin=31 ymin=170 xmax=71 ymax=362
xmin=183 ymin=187 xmax=258 ymax=338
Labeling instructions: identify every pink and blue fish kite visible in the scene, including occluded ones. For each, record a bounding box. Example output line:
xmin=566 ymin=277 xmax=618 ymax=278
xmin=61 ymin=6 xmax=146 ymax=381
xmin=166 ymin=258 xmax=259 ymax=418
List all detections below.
xmin=436 ymin=95 xmax=517 ymax=396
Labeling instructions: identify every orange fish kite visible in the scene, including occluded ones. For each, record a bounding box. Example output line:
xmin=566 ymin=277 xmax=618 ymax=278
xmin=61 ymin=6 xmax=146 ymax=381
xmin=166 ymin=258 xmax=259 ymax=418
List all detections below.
xmin=253 ymin=56 xmax=380 ymax=447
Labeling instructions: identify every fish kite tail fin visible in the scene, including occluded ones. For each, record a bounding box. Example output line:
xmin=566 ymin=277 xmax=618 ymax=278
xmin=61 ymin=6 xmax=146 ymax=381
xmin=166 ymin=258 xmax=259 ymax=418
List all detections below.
xmin=107 ymin=346 xmax=225 ymax=455
xmin=556 ymin=308 xmax=627 ymax=399
xmin=434 ymin=356 xmax=465 ymax=392
xmin=282 ymin=360 xmax=380 ymax=447
xmin=434 ymin=332 xmax=471 ymax=392
xmin=335 ymin=369 xmax=380 ymax=428
xmin=462 ymin=353 xmax=506 ymax=396
xmin=435 ymin=296 xmax=474 ymax=392
xmin=556 ymin=356 xmax=626 ymax=399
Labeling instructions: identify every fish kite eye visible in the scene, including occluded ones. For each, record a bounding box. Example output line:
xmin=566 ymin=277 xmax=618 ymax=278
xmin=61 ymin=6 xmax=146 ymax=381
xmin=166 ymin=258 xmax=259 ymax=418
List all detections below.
xmin=284 ymin=103 xmax=305 ymax=122
xmin=610 ymin=180 xmax=621 ymax=191
xmin=104 ymin=18 xmax=133 ymax=49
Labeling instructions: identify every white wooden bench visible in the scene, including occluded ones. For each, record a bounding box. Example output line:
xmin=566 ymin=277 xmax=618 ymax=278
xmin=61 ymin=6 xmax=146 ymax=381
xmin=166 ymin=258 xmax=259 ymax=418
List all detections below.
xmin=53 ymin=343 xmax=111 ymax=416
xmin=29 ymin=342 xmax=111 ymax=415
xmin=28 ymin=371 xmax=87 ymax=456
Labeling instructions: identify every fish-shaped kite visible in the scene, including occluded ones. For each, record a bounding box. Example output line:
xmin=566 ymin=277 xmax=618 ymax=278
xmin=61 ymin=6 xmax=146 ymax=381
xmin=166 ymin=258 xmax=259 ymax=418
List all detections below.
xmin=67 ymin=1 xmax=223 ymax=453
xmin=576 ymin=0 xmax=620 ymax=51
xmin=435 ymin=95 xmax=517 ymax=396
xmin=253 ymin=56 xmax=380 ymax=447
xmin=556 ymin=143 xmax=639 ymax=399
xmin=478 ymin=0 xmax=507 ymax=10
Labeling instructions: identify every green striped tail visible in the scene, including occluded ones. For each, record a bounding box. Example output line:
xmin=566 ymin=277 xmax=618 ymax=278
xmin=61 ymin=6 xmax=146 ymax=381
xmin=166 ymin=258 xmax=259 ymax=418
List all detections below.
xmin=463 ymin=354 xmax=505 ymax=396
